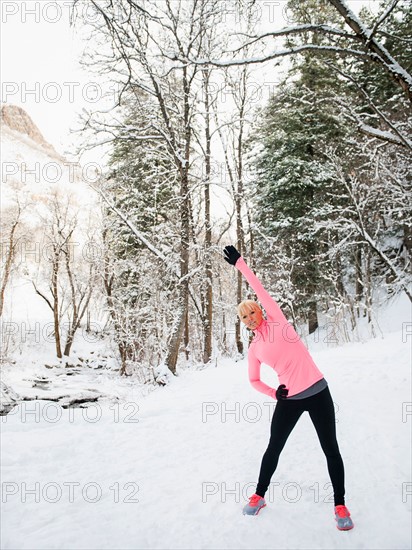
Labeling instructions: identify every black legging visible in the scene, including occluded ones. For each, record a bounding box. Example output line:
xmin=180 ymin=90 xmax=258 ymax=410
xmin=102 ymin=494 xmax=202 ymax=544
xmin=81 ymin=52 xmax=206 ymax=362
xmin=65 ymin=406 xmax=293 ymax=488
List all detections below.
xmin=255 ymin=386 xmax=345 ymax=506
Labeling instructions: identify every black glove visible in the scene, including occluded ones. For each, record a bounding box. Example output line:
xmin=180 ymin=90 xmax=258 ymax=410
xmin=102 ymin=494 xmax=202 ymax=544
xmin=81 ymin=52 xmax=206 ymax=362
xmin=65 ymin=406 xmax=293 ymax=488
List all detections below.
xmin=276 ymin=384 xmax=289 ymax=400
xmin=223 ymin=245 xmax=241 ymax=266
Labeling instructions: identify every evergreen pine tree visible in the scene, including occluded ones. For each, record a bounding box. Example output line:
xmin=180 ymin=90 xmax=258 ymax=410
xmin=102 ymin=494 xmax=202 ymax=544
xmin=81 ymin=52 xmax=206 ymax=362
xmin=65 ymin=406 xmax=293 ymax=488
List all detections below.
xmin=103 ymin=95 xmax=180 ymax=375
xmin=248 ymin=0 xmax=352 ymax=333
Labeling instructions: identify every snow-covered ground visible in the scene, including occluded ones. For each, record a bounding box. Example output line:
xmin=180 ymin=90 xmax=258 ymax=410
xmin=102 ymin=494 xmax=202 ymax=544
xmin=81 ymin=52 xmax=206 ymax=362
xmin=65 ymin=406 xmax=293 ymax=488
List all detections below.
xmin=1 ymin=297 xmax=411 ymax=550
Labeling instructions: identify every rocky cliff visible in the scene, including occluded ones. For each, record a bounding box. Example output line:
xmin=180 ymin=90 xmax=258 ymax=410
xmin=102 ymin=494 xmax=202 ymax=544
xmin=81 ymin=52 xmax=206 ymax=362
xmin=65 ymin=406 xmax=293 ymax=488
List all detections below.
xmin=1 ymin=104 xmax=63 ymax=159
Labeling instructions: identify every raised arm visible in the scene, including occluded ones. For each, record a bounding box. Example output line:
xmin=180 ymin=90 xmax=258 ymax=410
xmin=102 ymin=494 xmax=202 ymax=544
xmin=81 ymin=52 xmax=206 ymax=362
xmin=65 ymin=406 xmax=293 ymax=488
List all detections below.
xmin=235 ymin=256 xmax=287 ymax=320
xmin=224 ymin=246 xmax=285 ymax=321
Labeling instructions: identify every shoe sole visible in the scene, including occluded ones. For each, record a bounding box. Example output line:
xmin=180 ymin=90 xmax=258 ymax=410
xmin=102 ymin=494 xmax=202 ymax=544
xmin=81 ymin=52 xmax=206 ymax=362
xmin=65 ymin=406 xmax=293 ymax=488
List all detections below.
xmin=336 ymin=521 xmax=354 ymax=531
xmin=243 ymin=504 xmax=266 ymax=516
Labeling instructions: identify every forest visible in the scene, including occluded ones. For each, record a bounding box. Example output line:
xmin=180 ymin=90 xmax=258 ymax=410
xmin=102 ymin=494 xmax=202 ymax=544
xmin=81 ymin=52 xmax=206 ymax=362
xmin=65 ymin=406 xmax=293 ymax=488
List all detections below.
xmin=2 ymin=0 xmax=411 ymax=382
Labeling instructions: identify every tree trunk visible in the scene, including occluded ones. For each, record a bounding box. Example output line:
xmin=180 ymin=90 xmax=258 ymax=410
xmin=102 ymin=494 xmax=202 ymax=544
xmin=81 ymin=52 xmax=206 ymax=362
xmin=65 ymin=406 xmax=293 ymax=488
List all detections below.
xmin=203 ymin=68 xmax=213 ymax=365
xmin=102 ymin=227 xmax=129 ymax=376
xmin=355 ymin=243 xmax=364 ymax=317
xmin=165 ymin=87 xmax=191 ymax=374
xmin=164 ymin=304 xmax=186 ymax=375
xmin=235 ymin=69 xmax=249 ymax=355
xmin=235 ymin=269 xmax=244 ymax=355
xmin=0 ymin=219 xmax=18 ymax=317
xmin=63 ymin=290 xmax=93 ymax=357
xmin=308 ymin=301 xmax=319 ymax=334
xmin=52 ymin=252 xmax=62 ymax=359
xmin=184 ymin=307 xmax=189 ymax=361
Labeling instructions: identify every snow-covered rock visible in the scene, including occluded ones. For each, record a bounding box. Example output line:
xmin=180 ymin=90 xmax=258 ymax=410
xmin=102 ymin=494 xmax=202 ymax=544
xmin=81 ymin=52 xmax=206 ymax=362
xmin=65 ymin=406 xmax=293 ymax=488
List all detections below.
xmin=0 ymin=380 xmax=20 ymax=416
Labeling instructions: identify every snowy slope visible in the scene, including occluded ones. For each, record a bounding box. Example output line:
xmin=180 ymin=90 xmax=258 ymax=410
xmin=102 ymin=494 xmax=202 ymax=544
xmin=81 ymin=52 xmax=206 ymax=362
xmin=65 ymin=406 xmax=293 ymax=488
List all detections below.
xmin=1 ymin=120 xmax=99 ymax=216
xmin=1 ymin=106 xmax=103 ymax=337
xmin=1 ymin=325 xmax=411 ymax=550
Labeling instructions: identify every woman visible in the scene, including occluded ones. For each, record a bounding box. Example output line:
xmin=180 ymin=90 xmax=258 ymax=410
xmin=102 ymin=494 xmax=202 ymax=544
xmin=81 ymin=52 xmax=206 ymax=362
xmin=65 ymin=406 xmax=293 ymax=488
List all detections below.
xmin=223 ymin=245 xmax=354 ymax=531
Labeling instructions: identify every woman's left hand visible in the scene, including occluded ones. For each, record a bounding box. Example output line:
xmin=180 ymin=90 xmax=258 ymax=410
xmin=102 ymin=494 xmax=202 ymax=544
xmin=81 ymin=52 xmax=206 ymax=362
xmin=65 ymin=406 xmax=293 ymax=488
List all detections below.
xmin=276 ymin=384 xmax=289 ymax=400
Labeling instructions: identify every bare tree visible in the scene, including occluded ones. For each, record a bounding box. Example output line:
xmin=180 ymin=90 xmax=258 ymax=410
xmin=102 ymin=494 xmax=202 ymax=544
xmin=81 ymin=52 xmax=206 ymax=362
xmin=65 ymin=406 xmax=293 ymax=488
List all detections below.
xmin=0 ymin=196 xmax=28 ymax=317
xmin=195 ymin=64 xmax=214 ymax=364
xmin=32 ymin=193 xmax=98 ymax=358
xmin=209 ymin=3 xmax=262 ymax=354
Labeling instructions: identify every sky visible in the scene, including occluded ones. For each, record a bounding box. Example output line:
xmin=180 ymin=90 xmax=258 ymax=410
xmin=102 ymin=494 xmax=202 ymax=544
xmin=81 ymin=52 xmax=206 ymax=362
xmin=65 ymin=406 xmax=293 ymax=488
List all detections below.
xmin=1 ymin=0 xmax=379 ymax=165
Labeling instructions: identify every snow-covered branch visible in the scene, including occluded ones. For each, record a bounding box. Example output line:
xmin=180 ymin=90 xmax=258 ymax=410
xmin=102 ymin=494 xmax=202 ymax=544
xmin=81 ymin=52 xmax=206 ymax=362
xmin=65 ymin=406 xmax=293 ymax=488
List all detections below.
xmin=366 ymin=0 xmax=400 ymax=44
xmin=323 ymin=60 xmax=412 ymax=150
xmin=358 ymin=124 xmax=411 ymax=148
xmin=229 ymin=24 xmax=361 ymax=53
xmin=328 ymin=155 xmax=412 ymax=302
xmin=91 ymin=182 xmax=173 ymax=271
xmin=175 ymin=44 xmax=374 ymax=68
xmin=178 ymin=0 xmax=412 ymax=102
xmin=351 ymin=219 xmax=412 ymax=301
xmin=327 ymin=0 xmax=412 ymax=101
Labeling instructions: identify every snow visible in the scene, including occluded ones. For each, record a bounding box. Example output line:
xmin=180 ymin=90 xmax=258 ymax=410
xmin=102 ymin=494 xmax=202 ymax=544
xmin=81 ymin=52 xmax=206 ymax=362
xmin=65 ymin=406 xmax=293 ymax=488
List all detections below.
xmin=1 ymin=300 xmax=411 ymax=549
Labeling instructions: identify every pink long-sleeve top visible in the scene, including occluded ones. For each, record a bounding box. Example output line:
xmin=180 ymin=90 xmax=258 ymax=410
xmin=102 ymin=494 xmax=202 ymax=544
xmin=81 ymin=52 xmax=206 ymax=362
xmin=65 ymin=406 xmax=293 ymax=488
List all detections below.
xmin=235 ymin=256 xmax=324 ymax=399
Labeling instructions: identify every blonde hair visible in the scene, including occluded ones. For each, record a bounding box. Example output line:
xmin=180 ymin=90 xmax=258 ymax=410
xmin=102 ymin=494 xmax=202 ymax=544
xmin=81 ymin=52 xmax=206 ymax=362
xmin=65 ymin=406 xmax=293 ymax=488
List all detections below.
xmin=237 ymin=299 xmax=262 ymax=319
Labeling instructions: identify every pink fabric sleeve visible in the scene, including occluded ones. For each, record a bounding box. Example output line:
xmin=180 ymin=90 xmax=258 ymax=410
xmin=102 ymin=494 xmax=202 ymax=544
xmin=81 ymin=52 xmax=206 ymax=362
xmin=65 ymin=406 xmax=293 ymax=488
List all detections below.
xmin=248 ymin=349 xmax=277 ymax=399
xmin=235 ymin=256 xmax=288 ymax=324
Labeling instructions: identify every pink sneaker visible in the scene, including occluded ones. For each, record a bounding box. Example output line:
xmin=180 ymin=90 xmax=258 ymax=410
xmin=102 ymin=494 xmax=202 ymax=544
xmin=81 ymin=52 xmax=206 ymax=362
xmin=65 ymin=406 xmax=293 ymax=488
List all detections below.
xmin=243 ymin=493 xmax=266 ymax=516
xmin=335 ymin=505 xmax=354 ymax=530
